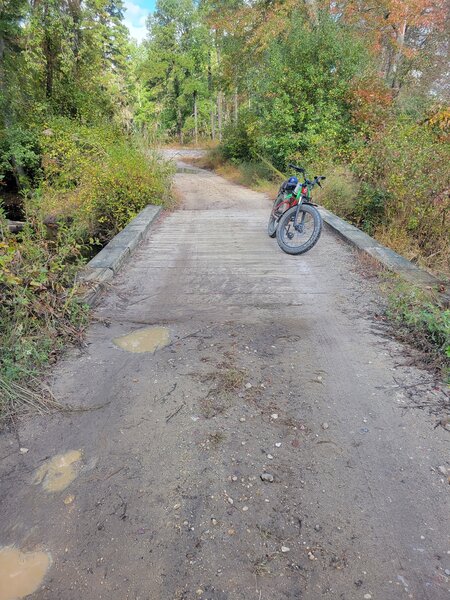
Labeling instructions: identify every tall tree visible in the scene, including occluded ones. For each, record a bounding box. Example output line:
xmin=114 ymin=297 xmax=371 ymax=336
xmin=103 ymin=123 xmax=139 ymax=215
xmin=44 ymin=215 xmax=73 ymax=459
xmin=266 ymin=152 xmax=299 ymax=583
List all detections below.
xmin=144 ymin=0 xmax=212 ymax=141
xmin=342 ymin=0 xmax=448 ymax=92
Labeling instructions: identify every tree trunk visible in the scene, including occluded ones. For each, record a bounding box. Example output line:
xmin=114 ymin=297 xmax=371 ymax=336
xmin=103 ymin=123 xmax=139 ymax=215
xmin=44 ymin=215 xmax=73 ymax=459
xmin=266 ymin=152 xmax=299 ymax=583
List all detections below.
xmin=68 ymin=0 xmax=82 ymax=76
xmin=390 ymin=18 xmax=408 ymax=92
xmin=217 ymin=92 xmax=223 ymax=141
xmin=43 ymin=2 xmax=54 ymax=99
xmin=304 ymin=0 xmax=319 ymax=25
xmin=211 ymin=107 xmax=215 ymax=141
xmin=0 ymin=35 xmax=26 ymax=189
xmin=193 ymin=91 xmax=198 ymax=145
xmin=174 ymin=75 xmax=183 ymax=144
xmin=234 ymin=88 xmax=238 ymax=122
xmin=177 ymin=105 xmax=183 ymax=144
xmin=215 ymin=31 xmax=224 ymax=141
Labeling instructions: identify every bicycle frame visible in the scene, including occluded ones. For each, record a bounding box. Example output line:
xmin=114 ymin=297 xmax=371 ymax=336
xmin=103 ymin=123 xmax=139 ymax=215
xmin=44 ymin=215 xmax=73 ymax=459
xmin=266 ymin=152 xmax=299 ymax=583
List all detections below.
xmin=272 ymin=180 xmax=312 ymax=223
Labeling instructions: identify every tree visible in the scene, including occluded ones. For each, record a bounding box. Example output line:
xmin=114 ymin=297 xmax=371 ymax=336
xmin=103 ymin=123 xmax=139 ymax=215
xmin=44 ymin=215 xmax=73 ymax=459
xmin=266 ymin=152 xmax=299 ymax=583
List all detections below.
xmin=341 ymin=0 xmax=448 ymax=92
xmin=143 ymin=0 xmax=212 ymax=142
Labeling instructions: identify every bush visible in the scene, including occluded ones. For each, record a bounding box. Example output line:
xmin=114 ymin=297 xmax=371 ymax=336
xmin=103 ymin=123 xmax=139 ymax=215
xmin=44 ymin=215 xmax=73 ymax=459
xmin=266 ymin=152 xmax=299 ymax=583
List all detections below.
xmin=0 ymin=212 xmax=88 ymax=383
xmin=37 ymin=118 xmax=174 ymax=243
xmin=0 ymin=125 xmax=41 ymax=189
xmin=221 ymin=111 xmax=259 ymax=163
xmin=237 ymin=161 xmax=276 ymax=187
xmin=352 ymin=116 xmax=450 ymax=272
xmin=315 ymin=166 xmax=360 ymax=220
xmin=0 ymin=117 xmax=174 ymax=398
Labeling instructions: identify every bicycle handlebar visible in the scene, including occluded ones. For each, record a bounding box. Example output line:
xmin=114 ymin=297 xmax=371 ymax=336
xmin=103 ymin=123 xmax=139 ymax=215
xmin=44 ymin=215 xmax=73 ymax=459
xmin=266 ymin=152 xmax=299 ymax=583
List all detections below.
xmin=288 ymin=164 xmax=326 ymax=188
xmin=313 ymin=175 xmax=326 ymax=188
xmin=288 ymin=163 xmax=305 ymax=174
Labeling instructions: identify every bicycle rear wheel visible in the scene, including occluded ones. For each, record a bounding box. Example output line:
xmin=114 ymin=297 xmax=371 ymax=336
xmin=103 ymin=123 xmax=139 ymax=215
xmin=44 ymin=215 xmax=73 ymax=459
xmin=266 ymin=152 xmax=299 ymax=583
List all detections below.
xmin=267 ymin=213 xmax=278 ymax=237
xmin=276 ymin=204 xmax=322 ymax=255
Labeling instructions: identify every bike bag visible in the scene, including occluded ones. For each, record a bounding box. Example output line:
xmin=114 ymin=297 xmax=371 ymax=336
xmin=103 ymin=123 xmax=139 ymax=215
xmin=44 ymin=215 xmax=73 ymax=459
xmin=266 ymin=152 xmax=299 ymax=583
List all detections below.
xmin=279 ymin=178 xmax=298 ymax=193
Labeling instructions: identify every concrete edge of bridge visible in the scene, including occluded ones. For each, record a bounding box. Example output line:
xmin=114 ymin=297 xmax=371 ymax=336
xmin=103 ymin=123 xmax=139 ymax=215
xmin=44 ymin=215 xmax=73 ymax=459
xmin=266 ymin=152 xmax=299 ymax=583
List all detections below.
xmin=77 ymin=204 xmax=163 ymax=306
xmin=318 ymin=207 xmax=449 ymax=307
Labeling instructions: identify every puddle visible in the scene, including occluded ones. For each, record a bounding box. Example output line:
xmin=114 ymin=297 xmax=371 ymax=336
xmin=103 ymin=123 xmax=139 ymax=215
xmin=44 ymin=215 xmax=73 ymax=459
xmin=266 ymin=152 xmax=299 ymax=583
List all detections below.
xmin=176 ymin=167 xmax=200 ymax=174
xmin=33 ymin=450 xmax=82 ymax=492
xmin=113 ymin=326 xmax=170 ymax=354
xmin=0 ymin=547 xmax=51 ymax=600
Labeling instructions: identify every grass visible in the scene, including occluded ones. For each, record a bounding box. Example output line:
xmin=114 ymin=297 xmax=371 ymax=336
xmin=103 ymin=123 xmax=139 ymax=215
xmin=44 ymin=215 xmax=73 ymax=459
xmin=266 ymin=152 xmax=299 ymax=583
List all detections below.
xmin=384 ymin=281 xmax=449 ymax=377
xmin=0 ymin=375 xmax=65 ymax=423
xmin=355 ymin=252 xmax=449 ymax=379
xmin=198 ymin=365 xmax=247 ymax=418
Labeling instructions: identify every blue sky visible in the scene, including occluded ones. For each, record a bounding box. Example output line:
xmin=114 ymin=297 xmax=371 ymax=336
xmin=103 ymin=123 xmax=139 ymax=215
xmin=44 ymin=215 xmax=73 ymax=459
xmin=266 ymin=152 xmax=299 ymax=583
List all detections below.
xmin=123 ymin=0 xmax=156 ymax=43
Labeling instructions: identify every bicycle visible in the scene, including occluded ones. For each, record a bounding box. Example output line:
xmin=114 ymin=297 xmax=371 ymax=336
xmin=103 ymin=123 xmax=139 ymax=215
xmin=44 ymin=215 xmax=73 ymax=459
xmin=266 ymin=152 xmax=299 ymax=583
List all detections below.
xmin=267 ymin=164 xmax=325 ymax=255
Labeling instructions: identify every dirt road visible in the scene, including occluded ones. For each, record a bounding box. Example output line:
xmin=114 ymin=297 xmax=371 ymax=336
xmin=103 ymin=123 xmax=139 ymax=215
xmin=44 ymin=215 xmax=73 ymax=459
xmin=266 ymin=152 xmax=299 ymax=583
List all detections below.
xmin=1 ymin=151 xmax=449 ymax=600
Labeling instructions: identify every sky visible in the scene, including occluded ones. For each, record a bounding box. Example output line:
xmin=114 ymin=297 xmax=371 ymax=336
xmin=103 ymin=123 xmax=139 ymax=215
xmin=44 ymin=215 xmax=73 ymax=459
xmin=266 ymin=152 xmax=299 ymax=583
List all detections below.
xmin=123 ymin=0 xmax=156 ymax=43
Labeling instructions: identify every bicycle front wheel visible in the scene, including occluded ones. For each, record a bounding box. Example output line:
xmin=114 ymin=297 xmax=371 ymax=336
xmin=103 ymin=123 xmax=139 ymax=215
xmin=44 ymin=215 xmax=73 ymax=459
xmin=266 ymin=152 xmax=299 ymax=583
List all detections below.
xmin=276 ymin=204 xmax=322 ymax=255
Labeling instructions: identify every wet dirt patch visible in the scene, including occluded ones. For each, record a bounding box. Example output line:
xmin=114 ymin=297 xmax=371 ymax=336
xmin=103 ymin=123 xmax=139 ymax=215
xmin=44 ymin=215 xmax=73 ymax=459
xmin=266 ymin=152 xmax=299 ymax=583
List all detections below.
xmin=176 ymin=166 xmax=201 ymax=174
xmin=0 ymin=546 xmax=51 ymax=600
xmin=33 ymin=450 xmax=82 ymax=492
xmin=113 ymin=326 xmax=170 ymax=354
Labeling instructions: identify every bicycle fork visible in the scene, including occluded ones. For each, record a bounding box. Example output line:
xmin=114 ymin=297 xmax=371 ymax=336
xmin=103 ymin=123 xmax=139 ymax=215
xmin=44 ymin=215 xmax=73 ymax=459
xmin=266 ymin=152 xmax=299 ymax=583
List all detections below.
xmin=293 ymin=200 xmax=307 ymax=233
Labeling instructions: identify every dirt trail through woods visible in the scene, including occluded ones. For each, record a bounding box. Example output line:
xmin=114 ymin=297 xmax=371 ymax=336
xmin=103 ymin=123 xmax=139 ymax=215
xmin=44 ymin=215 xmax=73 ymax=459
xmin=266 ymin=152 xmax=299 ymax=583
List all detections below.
xmin=0 ymin=150 xmax=449 ymax=600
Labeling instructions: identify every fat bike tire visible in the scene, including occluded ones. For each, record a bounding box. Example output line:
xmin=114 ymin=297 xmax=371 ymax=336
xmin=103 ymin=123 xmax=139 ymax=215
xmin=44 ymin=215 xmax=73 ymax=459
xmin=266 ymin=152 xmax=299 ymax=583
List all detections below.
xmin=276 ymin=204 xmax=322 ymax=255
xmin=267 ymin=213 xmax=278 ymax=238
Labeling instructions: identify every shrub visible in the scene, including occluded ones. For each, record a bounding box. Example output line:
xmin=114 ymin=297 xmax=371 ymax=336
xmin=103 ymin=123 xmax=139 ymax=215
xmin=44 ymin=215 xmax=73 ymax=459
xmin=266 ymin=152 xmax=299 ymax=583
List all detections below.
xmin=0 ymin=212 xmax=88 ymax=383
xmin=315 ymin=165 xmax=360 ymax=220
xmin=0 ymin=125 xmax=41 ymax=189
xmin=352 ymin=116 xmax=450 ymax=272
xmin=0 ymin=117 xmax=174 ymax=402
xmin=37 ymin=118 xmax=174 ymax=242
xmin=221 ymin=111 xmax=259 ymax=163
xmin=237 ymin=161 xmax=276 ymax=187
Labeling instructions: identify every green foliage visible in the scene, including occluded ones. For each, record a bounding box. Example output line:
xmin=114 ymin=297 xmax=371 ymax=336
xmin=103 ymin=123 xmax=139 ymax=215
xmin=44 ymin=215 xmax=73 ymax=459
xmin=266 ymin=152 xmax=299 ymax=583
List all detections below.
xmin=386 ymin=282 xmax=450 ymax=376
xmin=351 ymin=116 xmax=450 ymax=269
xmin=315 ymin=166 xmax=360 ymax=220
xmin=36 ymin=118 xmax=174 ymax=242
xmin=0 ymin=126 xmax=41 ymax=186
xmin=0 ymin=120 xmax=173 ymax=390
xmin=230 ymin=14 xmax=370 ymax=169
xmin=352 ymin=184 xmax=389 ymax=235
xmin=83 ymin=143 xmax=173 ymax=242
xmin=0 ymin=212 xmax=89 ymax=383
xmin=221 ymin=111 xmax=259 ymax=162
xmin=235 ymin=161 xmax=276 ymax=187
xmin=143 ymin=0 xmax=213 ymax=141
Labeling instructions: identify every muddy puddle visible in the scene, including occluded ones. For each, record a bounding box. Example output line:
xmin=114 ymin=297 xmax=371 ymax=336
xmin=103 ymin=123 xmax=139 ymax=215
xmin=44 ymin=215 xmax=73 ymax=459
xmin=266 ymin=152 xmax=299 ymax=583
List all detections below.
xmin=176 ymin=167 xmax=200 ymax=174
xmin=113 ymin=326 xmax=170 ymax=354
xmin=33 ymin=450 xmax=82 ymax=493
xmin=0 ymin=547 xmax=51 ymax=600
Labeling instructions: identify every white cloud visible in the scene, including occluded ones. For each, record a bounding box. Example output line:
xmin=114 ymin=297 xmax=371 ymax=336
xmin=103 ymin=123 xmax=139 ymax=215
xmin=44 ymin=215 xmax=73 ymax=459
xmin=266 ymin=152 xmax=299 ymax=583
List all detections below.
xmin=124 ymin=1 xmax=149 ymax=43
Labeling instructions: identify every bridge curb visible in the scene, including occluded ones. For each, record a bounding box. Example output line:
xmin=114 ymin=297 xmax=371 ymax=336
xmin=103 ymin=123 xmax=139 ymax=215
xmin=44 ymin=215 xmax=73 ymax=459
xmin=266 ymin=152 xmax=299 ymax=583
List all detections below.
xmin=318 ymin=207 xmax=449 ymax=306
xmin=78 ymin=205 xmax=162 ymax=306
